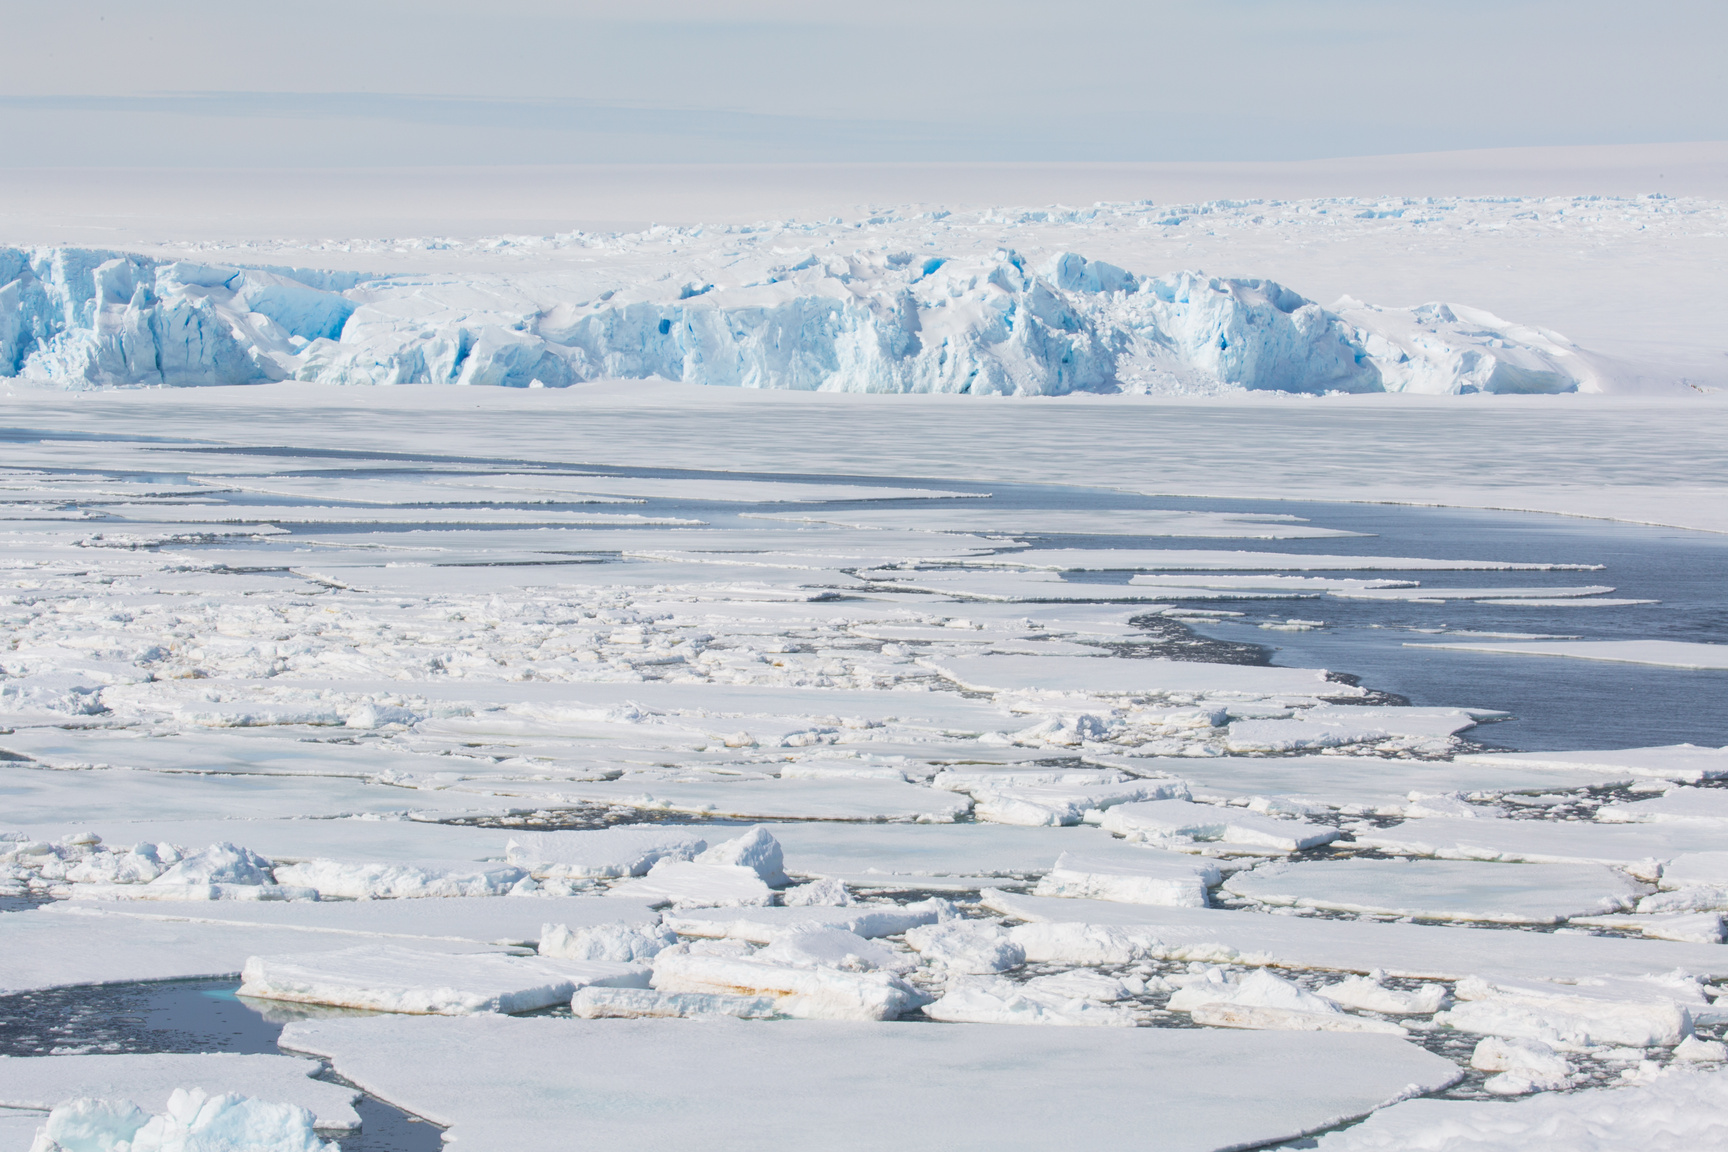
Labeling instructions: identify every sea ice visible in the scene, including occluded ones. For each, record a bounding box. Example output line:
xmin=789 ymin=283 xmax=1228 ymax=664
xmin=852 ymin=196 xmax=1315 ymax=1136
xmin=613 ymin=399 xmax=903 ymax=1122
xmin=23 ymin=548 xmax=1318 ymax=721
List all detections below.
xmin=1436 ymin=975 xmax=1695 ymax=1048
xmin=1031 ymin=848 xmax=1220 ymax=906
xmin=1409 ymin=639 xmax=1728 ymax=669
xmin=1100 ymin=799 xmax=1340 ymax=852
xmin=1454 ymin=744 xmax=1728 ymax=783
xmin=27 ymin=1089 xmax=336 ymax=1152
xmin=237 ymin=945 xmax=650 ymax=1014
xmin=647 ymin=947 xmax=925 ymax=1021
xmin=605 ymin=860 xmax=775 ymax=909
xmin=1351 ymin=818 xmax=1719 ymax=872
xmin=922 ymin=976 xmax=1138 ymax=1026
xmin=927 ymin=654 xmax=1363 ymax=699
xmin=1222 ymin=858 xmax=1647 ymax=924
xmin=569 ymin=986 xmax=779 ymax=1019
xmin=538 ymin=920 xmax=676 ymax=963
xmin=661 ymin=901 xmax=949 ymax=944
xmin=903 ymin=921 xmax=1025 ymax=973
xmin=1313 ymin=1065 xmax=1728 ymax=1150
xmin=0 ymin=1054 xmax=360 ymax=1131
xmin=504 ymin=827 xmax=708 ymax=879
xmin=283 ymin=1013 xmax=1462 ymax=1152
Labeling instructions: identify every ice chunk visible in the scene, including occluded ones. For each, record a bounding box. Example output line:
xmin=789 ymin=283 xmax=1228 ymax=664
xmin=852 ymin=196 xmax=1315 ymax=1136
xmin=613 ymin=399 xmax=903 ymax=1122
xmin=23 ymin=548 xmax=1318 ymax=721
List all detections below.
xmin=755 ymin=926 xmax=913 ymax=973
xmin=1222 ymin=858 xmax=1645 ymax=924
xmin=1032 ymin=849 xmax=1219 ymax=907
xmin=903 ymin=921 xmax=1025 ymax=973
xmin=923 ymin=976 xmax=1137 ymax=1027
xmin=1674 ymin=1036 xmax=1728 ymax=1062
xmin=971 ymin=780 xmax=1184 ymax=827
xmin=1100 ymin=799 xmax=1340 ymax=852
xmin=606 ymin=861 xmax=774 ymax=909
xmin=779 ymin=878 xmax=852 ymax=906
xmin=570 ymin=986 xmax=779 ymax=1020
xmin=270 ymin=860 xmax=528 ymax=900
xmin=1471 ymin=1036 xmax=1572 ymax=1095
xmin=1008 ymin=921 xmax=1170 ymax=966
xmin=150 ymin=842 xmax=273 ymax=887
xmin=0 ymin=1053 xmax=360 ymax=1131
xmin=238 ymin=945 xmax=649 ymax=1015
xmin=1436 ymin=975 xmax=1693 ymax=1048
xmin=692 ymin=826 xmax=789 ymax=886
xmin=1351 ymin=817 xmax=1710 ymax=873
xmin=1316 ymin=975 xmax=1449 ymax=1016
xmin=662 ymin=901 xmax=948 ymax=943
xmin=538 ymin=920 xmax=676 ymax=963
xmin=504 ymin=828 xmax=707 ymax=879
xmin=34 ymin=1088 xmax=336 ymax=1152
xmin=649 ymin=947 xmax=926 ymax=1021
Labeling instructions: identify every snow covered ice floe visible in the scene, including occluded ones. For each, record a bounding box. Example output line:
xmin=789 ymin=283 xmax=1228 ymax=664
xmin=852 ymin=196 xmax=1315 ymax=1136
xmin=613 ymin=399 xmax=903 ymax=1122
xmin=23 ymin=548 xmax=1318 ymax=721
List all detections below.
xmin=922 ymin=975 xmax=1138 ymax=1026
xmin=277 ymin=1014 xmax=1462 ymax=1152
xmin=1313 ymin=1065 xmax=1728 ymax=1151
xmin=1452 ymin=743 xmax=1728 ymax=783
xmin=1167 ymin=968 xmax=1408 ymax=1036
xmin=0 ymin=1053 xmax=361 ymax=1132
xmin=646 ymin=946 xmax=925 ymax=1021
xmin=1100 ymin=798 xmax=1341 ymax=852
xmin=1408 ymin=638 xmax=1728 ymax=669
xmin=660 ymin=900 xmax=950 ymax=944
xmin=504 ymin=827 xmax=709 ymax=879
xmin=25 ymin=1089 xmax=336 ymax=1152
xmin=981 ymin=892 xmax=1728 ymax=985
xmin=1221 ymin=858 xmax=1648 ymax=924
xmin=237 ymin=944 xmax=650 ymax=1015
xmin=1031 ymin=848 xmax=1220 ymax=906
xmin=1350 ymin=817 xmax=1720 ymax=872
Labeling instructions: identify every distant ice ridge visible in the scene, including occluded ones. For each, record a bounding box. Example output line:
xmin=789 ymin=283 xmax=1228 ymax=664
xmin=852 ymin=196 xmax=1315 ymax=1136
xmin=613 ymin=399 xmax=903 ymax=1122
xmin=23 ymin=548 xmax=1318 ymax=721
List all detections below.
xmin=1 ymin=245 xmax=1609 ymax=396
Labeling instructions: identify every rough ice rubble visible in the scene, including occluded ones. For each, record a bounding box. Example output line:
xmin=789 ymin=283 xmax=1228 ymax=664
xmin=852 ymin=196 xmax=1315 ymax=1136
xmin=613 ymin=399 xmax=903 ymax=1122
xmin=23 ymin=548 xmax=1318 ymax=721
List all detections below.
xmin=1 ymin=245 xmax=1606 ymax=395
xmin=27 ymin=1089 xmax=335 ymax=1152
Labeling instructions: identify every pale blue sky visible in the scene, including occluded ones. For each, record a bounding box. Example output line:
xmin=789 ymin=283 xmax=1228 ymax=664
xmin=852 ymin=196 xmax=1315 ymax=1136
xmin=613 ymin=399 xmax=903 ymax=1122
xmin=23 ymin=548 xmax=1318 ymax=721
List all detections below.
xmin=1 ymin=0 xmax=1722 ymax=165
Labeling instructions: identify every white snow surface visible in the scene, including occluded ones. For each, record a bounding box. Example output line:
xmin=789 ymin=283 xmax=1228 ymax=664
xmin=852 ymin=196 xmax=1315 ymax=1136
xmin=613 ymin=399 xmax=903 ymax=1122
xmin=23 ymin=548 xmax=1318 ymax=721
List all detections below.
xmin=26 ymin=1088 xmax=335 ymax=1152
xmin=277 ymin=1013 xmax=1462 ymax=1152
xmin=1315 ymin=1067 xmax=1728 ymax=1151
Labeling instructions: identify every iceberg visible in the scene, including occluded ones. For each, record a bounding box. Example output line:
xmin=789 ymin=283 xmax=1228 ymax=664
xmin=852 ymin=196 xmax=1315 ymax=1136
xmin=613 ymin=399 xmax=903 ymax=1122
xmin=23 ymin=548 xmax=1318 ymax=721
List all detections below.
xmin=1 ymin=245 xmax=1611 ymax=396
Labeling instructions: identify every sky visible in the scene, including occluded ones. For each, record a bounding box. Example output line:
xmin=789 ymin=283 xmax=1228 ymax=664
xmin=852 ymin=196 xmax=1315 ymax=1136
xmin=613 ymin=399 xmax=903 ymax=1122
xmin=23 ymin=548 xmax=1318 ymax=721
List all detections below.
xmin=1 ymin=0 xmax=1723 ymax=166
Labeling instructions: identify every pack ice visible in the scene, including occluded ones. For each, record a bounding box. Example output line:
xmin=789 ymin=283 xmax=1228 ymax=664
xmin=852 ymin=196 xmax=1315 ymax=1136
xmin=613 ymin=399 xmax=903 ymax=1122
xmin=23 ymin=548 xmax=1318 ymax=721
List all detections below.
xmin=1 ymin=246 xmax=1606 ymax=395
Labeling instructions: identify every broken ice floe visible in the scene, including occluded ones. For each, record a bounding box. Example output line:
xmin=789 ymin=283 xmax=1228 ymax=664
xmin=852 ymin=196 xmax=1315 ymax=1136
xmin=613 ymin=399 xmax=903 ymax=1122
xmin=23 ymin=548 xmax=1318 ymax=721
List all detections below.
xmin=238 ymin=945 xmax=650 ymax=1015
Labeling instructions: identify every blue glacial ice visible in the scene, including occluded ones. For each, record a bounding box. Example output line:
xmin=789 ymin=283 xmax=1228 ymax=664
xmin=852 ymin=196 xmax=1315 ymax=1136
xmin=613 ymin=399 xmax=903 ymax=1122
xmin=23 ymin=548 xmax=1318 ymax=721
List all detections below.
xmin=0 ymin=245 xmax=1608 ymax=395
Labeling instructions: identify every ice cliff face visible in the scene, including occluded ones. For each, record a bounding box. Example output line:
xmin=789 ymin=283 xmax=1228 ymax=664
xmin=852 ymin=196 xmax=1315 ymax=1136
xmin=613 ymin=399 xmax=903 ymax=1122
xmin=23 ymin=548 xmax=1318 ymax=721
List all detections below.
xmin=0 ymin=245 xmax=1607 ymax=396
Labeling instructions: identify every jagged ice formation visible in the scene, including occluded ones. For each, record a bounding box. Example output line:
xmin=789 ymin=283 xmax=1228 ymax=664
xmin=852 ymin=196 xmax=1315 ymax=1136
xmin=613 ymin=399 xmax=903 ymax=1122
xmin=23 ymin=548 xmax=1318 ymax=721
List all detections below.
xmin=0 ymin=245 xmax=1608 ymax=396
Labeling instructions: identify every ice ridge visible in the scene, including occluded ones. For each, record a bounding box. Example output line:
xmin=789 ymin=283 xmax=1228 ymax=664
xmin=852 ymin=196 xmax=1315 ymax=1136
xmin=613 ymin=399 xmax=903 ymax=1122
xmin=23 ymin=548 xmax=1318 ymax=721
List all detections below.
xmin=0 ymin=246 xmax=1607 ymax=396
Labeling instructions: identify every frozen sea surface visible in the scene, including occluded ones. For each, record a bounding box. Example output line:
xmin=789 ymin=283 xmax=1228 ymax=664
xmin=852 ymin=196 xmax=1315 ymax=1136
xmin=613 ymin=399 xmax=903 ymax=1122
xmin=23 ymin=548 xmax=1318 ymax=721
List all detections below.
xmin=2 ymin=385 xmax=1726 ymax=1150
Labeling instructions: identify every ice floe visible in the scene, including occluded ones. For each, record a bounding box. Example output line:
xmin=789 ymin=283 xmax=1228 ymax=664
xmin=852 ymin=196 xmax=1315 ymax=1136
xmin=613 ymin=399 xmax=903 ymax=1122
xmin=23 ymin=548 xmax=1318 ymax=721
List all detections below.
xmin=278 ymin=1014 xmax=1462 ymax=1151
xmin=25 ymin=1089 xmax=336 ymax=1152
xmin=1222 ymin=858 xmax=1647 ymax=924
xmin=238 ymin=945 xmax=650 ymax=1015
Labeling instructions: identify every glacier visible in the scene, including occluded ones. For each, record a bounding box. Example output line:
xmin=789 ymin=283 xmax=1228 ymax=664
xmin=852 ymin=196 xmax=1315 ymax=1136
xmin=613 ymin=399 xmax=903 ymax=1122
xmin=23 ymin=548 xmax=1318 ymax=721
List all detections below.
xmin=0 ymin=244 xmax=1608 ymax=396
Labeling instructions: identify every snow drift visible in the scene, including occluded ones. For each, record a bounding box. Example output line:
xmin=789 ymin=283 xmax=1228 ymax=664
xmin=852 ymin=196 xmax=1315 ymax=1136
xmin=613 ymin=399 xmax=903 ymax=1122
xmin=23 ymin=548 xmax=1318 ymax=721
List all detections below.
xmin=0 ymin=245 xmax=1611 ymax=396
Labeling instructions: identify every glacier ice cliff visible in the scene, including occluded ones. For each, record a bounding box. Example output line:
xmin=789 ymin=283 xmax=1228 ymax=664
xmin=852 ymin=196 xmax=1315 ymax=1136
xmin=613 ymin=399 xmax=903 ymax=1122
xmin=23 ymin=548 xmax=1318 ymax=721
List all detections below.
xmin=0 ymin=245 xmax=1609 ymax=396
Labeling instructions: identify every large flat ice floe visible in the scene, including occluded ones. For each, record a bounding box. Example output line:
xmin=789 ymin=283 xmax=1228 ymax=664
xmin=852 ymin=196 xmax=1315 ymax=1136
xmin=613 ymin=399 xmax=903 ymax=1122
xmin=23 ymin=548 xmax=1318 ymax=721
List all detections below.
xmin=1409 ymin=639 xmax=1728 ymax=669
xmin=278 ymin=1014 xmax=1461 ymax=1152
